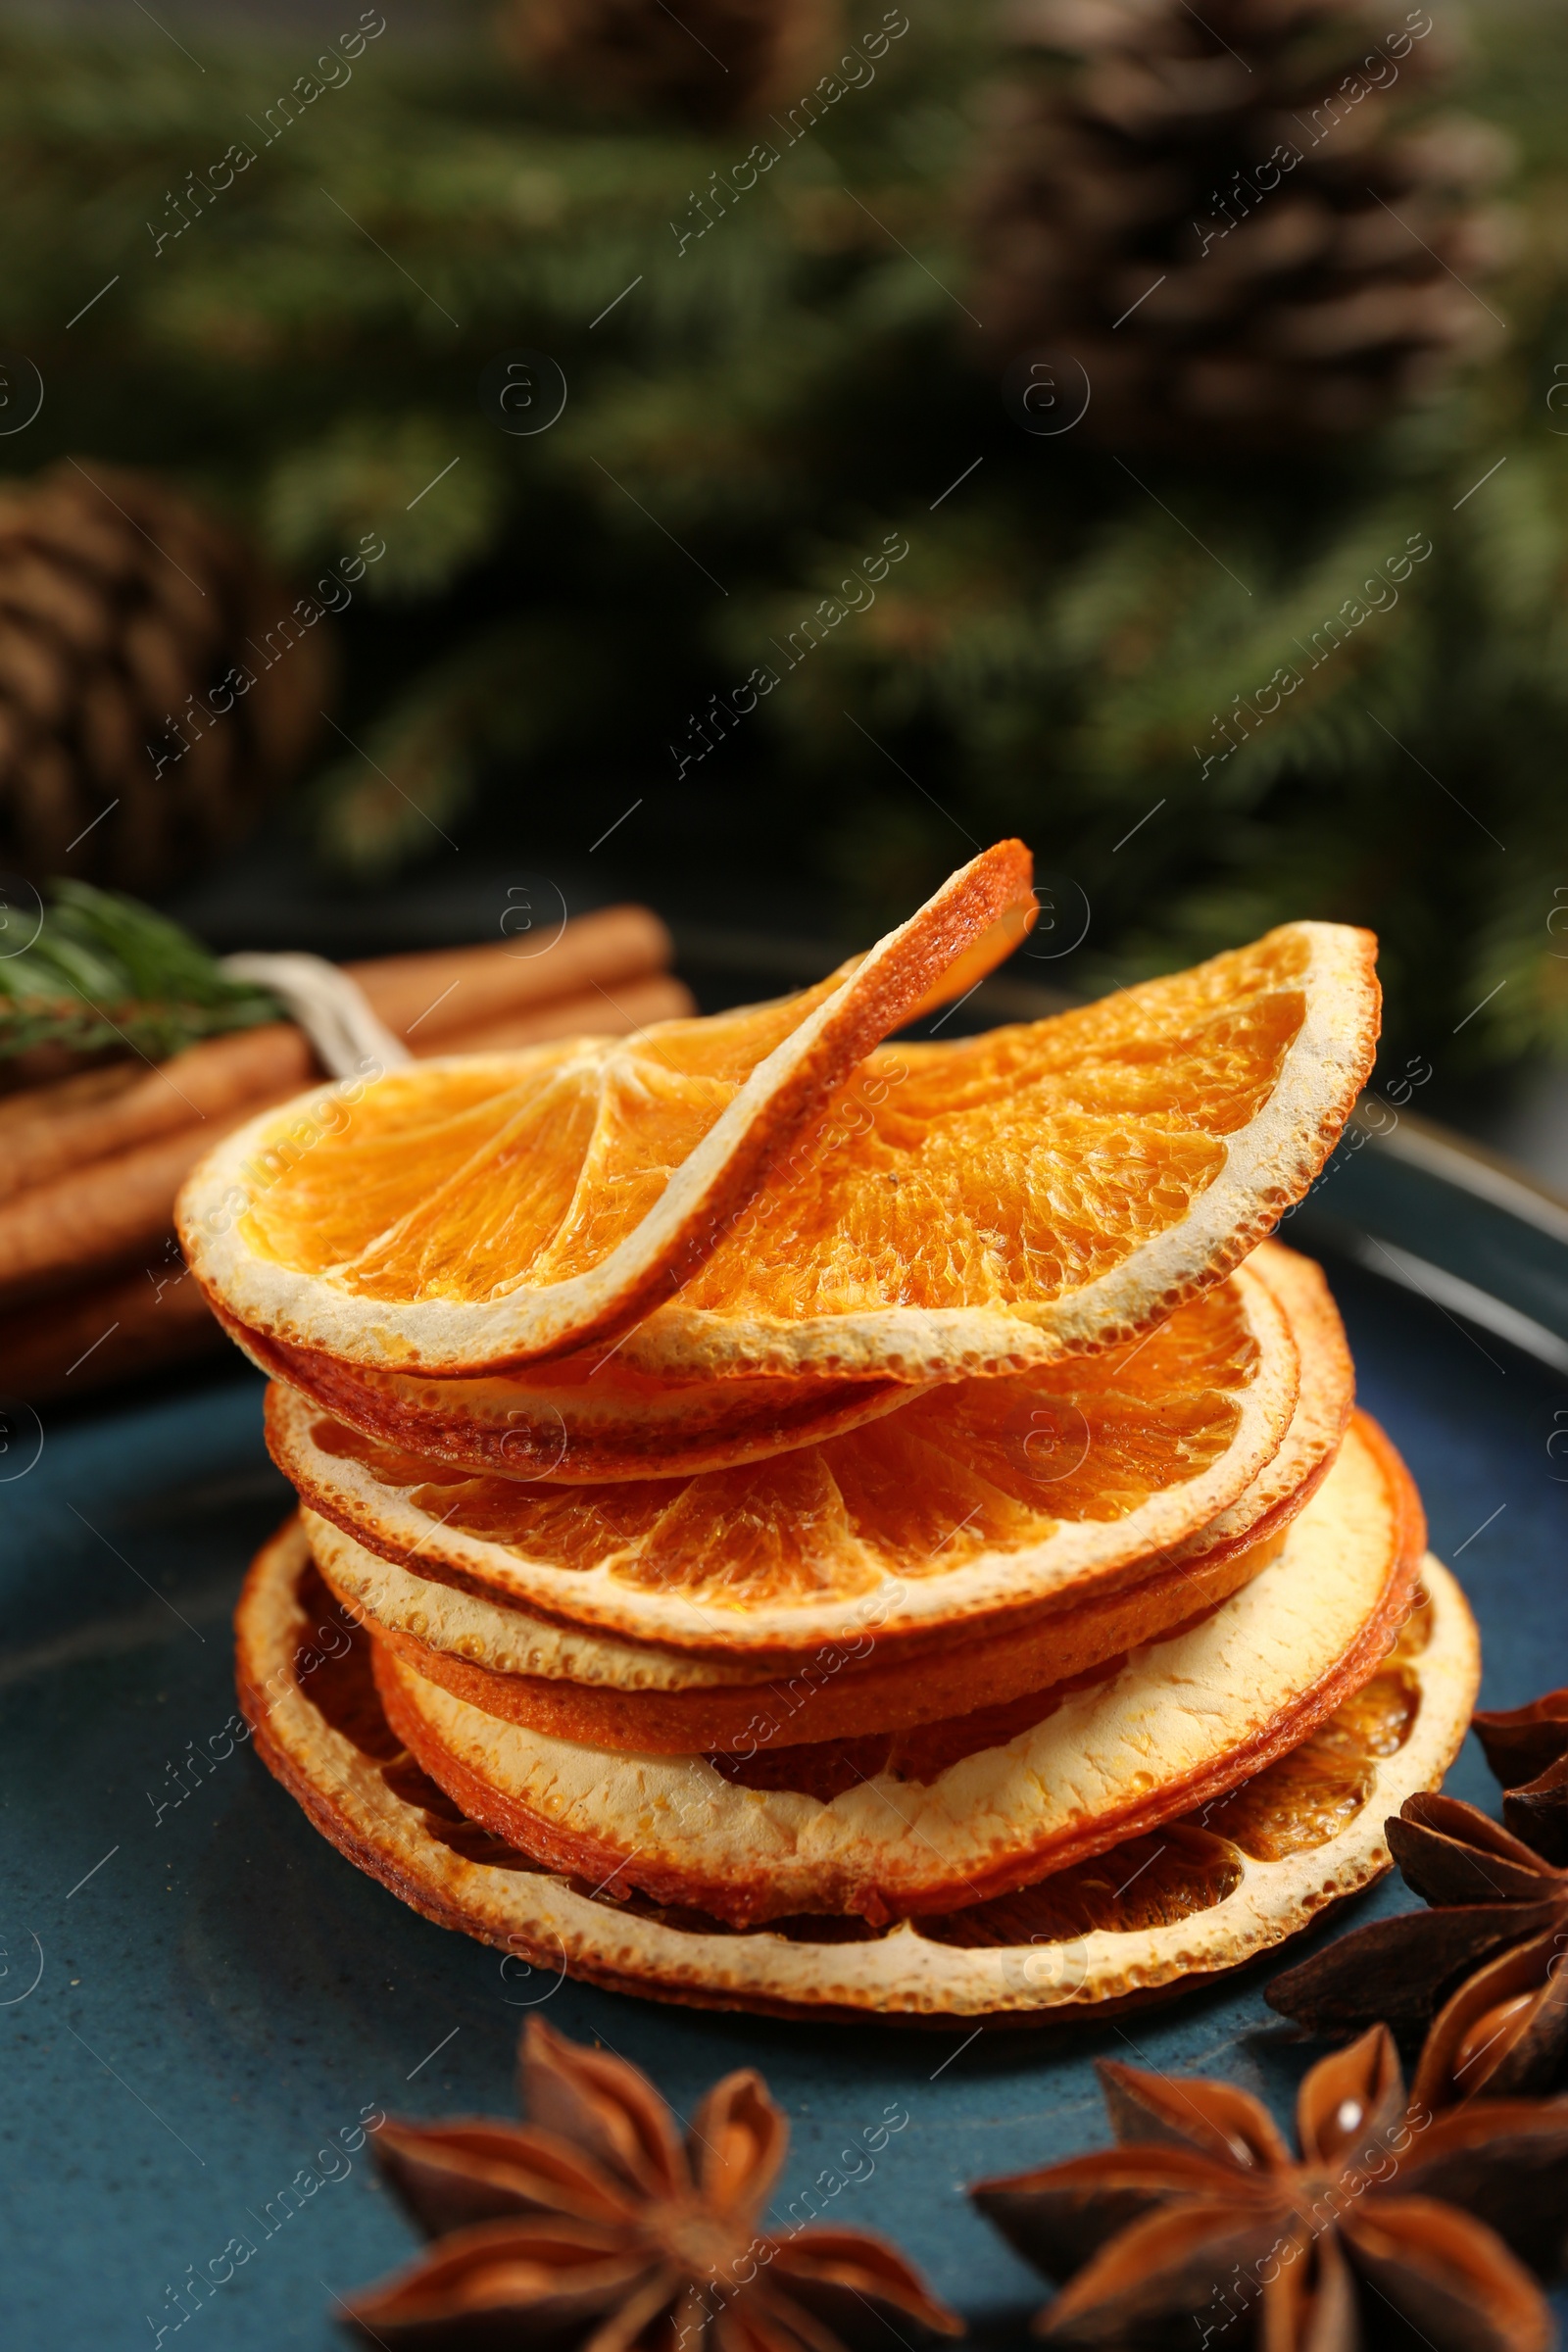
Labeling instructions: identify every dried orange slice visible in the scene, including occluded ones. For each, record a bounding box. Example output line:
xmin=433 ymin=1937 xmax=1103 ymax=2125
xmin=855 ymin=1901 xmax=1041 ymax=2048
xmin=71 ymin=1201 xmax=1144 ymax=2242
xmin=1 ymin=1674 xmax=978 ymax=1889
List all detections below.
xmin=367 ymin=1414 xmax=1421 ymax=1927
xmin=220 ymin=1310 xmax=916 ymax=1483
xmin=182 ymin=866 xmax=1375 ymax=1386
xmin=177 ymin=843 xmax=1037 ymax=1377
xmin=238 ymin=1527 xmax=1474 ymax=2017
xmin=616 ymin=921 xmax=1377 ymax=1381
xmin=266 ymin=1257 xmax=1298 ymax=1656
xmin=232 ymin=1474 xmax=1478 ymax=2020
xmin=298 ymin=1245 xmax=1355 ymax=1751
xmin=310 ymin=1506 xmax=1283 ymax=1753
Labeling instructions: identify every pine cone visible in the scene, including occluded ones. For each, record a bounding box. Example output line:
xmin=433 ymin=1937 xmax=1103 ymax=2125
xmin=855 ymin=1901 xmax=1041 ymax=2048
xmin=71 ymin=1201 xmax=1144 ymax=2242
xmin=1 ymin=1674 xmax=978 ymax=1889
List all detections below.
xmin=968 ymin=0 xmax=1515 ymax=448
xmin=501 ymin=0 xmax=839 ymax=128
xmin=0 ymin=462 xmax=329 ymax=894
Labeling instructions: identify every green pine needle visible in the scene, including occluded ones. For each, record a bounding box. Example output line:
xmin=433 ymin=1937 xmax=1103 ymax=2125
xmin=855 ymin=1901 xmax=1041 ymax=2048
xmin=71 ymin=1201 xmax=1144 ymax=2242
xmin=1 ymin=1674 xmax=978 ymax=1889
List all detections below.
xmin=0 ymin=882 xmax=281 ymax=1065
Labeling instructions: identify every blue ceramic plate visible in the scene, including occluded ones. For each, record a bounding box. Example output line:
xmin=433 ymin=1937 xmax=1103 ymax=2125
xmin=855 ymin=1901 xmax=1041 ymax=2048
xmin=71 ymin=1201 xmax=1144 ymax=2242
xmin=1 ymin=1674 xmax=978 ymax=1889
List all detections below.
xmin=4 ymin=1120 xmax=1567 ymax=2348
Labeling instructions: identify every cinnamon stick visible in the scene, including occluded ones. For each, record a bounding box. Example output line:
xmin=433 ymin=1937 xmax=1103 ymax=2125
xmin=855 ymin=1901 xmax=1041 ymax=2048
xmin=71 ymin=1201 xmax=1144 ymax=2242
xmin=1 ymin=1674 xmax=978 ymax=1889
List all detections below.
xmin=0 ymin=904 xmax=675 ymax=1203
xmin=424 ymin=970 xmax=691 ymax=1055
xmin=0 ymin=1253 xmax=220 ymax=1402
xmin=346 ymin=904 xmax=674 ymax=1044
xmin=0 ymin=1058 xmax=144 ymax=1132
xmin=0 ymin=1022 xmax=315 ymax=1205
xmin=0 ymin=1123 xmax=211 ymax=1309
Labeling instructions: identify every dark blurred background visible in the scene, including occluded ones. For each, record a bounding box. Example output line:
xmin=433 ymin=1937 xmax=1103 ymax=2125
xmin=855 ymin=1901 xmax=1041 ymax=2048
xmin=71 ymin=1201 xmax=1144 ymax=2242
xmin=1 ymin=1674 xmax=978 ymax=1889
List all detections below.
xmin=1 ymin=0 xmax=1567 ymax=1173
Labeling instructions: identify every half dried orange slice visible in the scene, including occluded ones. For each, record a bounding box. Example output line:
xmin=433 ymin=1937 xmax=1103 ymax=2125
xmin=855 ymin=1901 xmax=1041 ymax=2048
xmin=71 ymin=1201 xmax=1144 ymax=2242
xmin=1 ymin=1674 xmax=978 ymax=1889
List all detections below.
xmin=182 ymin=864 xmax=1375 ymax=1386
xmin=266 ymin=1257 xmax=1298 ymax=1656
xmin=232 ymin=1490 xmax=1478 ymax=2017
xmin=221 ymin=1312 xmax=915 ymax=1483
xmin=367 ymin=1414 xmax=1421 ymax=1927
xmin=226 ymin=1233 xmax=1346 ymax=1492
xmin=617 ymin=921 xmax=1378 ymax=1383
xmin=177 ymin=843 xmax=1037 ymax=1376
xmin=299 ymin=1246 xmax=1354 ymax=1751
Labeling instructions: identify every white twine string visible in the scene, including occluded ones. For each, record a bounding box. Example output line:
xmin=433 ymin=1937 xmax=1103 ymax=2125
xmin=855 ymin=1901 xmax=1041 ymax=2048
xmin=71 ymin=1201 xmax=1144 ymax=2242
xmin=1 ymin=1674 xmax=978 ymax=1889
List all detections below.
xmin=219 ymin=951 xmax=413 ymax=1081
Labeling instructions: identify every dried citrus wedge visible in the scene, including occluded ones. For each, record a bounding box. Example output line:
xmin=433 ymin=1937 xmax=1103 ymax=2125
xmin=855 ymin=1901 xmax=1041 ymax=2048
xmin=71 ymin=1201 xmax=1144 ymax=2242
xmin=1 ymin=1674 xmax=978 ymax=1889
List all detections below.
xmin=614 ymin=920 xmax=1378 ymax=1381
xmin=298 ymin=1243 xmax=1354 ymax=1751
xmin=367 ymin=1414 xmax=1421 ymax=1927
xmin=176 ymin=842 xmax=1037 ymax=1377
xmin=266 ymin=1258 xmax=1298 ymax=1656
xmin=220 ymin=1308 xmax=916 ymax=1483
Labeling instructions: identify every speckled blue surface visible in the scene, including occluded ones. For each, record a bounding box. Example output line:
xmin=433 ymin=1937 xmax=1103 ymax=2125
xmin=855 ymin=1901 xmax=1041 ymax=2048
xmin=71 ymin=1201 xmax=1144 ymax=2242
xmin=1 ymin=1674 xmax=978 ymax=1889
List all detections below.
xmin=3 ymin=1251 xmax=1566 ymax=2348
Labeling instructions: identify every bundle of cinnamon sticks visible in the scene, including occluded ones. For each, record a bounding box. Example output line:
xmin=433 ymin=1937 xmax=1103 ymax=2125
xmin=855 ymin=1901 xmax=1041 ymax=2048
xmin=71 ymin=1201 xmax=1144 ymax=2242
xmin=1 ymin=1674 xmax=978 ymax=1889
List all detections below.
xmin=0 ymin=906 xmax=692 ymax=1403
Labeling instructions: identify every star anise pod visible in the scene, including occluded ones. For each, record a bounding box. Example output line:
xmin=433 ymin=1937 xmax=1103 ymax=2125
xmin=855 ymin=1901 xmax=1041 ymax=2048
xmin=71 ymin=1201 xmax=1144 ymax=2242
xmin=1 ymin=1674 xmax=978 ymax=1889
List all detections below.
xmin=970 ymin=2026 xmax=1568 ymax=2350
xmin=337 ymin=2017 xmax=963 ymax=2350
xmin=1474 ymin=1687 xmax=1568 ymax=1867
xmin=1268 ymin=1793 xmax=1568 ymax=2101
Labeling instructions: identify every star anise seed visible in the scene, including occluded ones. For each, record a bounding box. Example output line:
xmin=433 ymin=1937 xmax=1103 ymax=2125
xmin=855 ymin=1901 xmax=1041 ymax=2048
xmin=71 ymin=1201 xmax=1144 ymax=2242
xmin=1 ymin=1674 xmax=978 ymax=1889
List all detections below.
xmin=1268 ymin=1791 xmax=1568 ymax=2097
xmin=338 ymin=2017 xmax=963 ymax=2352
xmin=1411 ymin=1929 xmax=1568 ymax=2113
xmin=969 ymin=2025 xmax=1568 ymax=2352
xmin=1474 ymin=1687 xmax=1568 ymax=1867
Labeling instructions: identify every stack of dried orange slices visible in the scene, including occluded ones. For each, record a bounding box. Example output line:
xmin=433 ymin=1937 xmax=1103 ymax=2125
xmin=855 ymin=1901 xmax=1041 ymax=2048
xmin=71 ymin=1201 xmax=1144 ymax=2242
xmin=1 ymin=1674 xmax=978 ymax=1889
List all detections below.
xmin=178 ymin=842 xmax=1481 ymax=2025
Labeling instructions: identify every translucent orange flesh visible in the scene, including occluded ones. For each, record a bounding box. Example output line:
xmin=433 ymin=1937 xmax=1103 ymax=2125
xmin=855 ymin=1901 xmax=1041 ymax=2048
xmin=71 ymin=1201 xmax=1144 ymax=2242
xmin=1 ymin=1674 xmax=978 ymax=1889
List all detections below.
xmin=1197 ymin=1594 xmax=1430 ymax=1863
xmin=919 ymin=1829 xmax=1247 ymax=1947
xmin=237 ymin=934 xmax=1309 ymax=1320
xmin=238 ymin=982 xmax=834 ymax=1290
xmin=310 ymin=1277 xmax=1255 ymax=1610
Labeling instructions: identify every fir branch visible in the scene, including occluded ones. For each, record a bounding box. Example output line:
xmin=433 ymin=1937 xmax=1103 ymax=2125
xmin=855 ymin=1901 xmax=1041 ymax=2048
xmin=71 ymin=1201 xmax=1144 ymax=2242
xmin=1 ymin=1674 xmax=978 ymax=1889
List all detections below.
xmin=0 ymin=882 xmax=280 ymax=1063
xmin=0 ymin=0 xmax=1561 ymax=1074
